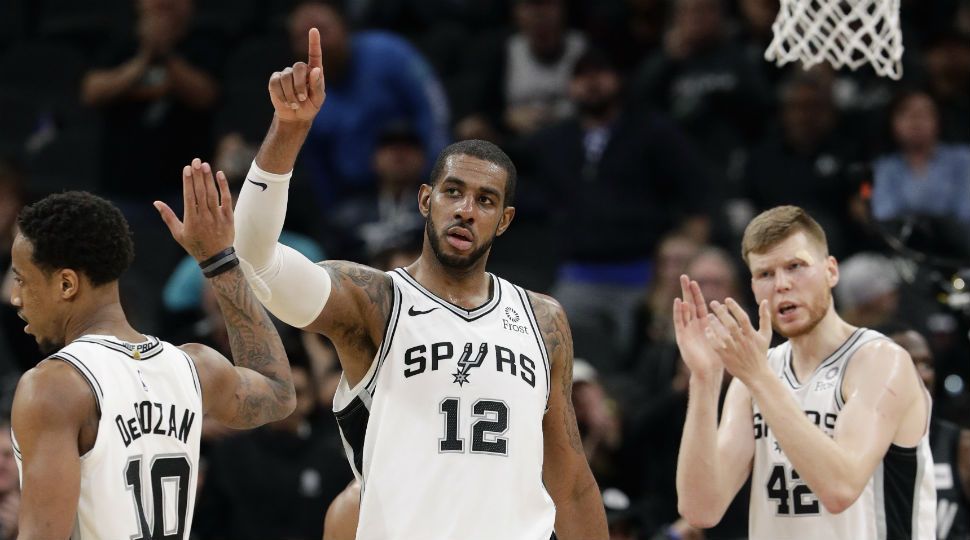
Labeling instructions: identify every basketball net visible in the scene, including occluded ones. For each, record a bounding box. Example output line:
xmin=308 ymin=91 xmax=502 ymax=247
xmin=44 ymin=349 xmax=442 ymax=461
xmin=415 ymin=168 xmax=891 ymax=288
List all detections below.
xmin=765 ymin=0 xmax=904 ymax=80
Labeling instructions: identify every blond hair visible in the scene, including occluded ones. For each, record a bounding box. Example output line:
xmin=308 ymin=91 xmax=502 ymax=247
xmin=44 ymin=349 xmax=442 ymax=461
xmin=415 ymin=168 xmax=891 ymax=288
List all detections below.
xmin=741 ymin=205 xmax=828 ymax=265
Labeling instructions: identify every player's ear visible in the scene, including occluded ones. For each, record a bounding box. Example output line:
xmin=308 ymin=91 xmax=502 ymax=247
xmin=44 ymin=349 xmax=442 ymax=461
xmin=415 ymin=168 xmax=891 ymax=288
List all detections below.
xmin=418 ymin=184 xmax=432 ymax=217
xmin=826 ymin=255 xmax=839 ymax=288
xmin=496 ymin=205 xmax=515 ymax=237
xmin=57 ymin=269 xmax=80 ymax=300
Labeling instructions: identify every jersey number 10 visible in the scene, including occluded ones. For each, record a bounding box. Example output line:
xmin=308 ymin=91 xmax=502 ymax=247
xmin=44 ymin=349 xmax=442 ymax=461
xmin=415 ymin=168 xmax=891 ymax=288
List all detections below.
xmin=124 ymin=454 xmax=192 ymax=539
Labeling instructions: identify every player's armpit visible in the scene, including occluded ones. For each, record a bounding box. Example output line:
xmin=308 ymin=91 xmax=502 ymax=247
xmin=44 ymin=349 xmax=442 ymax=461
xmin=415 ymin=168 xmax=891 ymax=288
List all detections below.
xmin=182 ymin=342 xmax=293 ymax=429
xmin=11 ymin=361 xmax=92 ymax=539
xmin=530 ymin=292 xmax=608 ymax=540
xmin=307 ymin=260 xmax=394 ymax=386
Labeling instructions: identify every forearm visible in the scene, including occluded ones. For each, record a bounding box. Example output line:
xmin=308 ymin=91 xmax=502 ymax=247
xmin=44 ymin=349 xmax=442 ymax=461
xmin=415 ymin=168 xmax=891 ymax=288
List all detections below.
xmin=676 ymin=373 xmax=728 ymax=523
xmin=553 ymin=469 xmax=608 ymax=540
xmin=80 ymin=55 xmax=150 ymax=106
xmin=208 ymin=266 xmax=293 ymax=418
xmin=747 ymin=373 xmax=858 ymax=507
xmin=255 ymin=116 xmax=313 ymax=174
xmin=165 ymin=55 xmax=219 ymax=108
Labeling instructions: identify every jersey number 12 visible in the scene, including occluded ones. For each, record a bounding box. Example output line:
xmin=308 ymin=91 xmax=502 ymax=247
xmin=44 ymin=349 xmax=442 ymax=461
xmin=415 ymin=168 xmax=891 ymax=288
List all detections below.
xmin=439 ymin=397 xmax=509 ymax=455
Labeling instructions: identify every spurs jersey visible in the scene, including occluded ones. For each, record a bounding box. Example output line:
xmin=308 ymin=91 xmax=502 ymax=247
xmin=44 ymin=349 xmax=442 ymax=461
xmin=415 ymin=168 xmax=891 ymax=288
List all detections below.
xmin=750 ymin=328 xmax=936 ymax=540
xmin=13 ymin=335 xmax=202 ymax=540
xmin=333 ymin=269 xmax=556 ymax=540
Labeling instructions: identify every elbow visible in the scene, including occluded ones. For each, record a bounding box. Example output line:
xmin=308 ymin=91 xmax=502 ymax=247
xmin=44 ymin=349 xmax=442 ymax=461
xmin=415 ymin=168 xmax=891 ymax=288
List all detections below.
xmin=677 ymin=501 xmax=723 ymax=529
xmin=818 ymin=484 xmax=861 ymax=515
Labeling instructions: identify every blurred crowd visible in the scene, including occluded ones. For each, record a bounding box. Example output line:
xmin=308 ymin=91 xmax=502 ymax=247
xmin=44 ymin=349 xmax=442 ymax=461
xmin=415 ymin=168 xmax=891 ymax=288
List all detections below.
xmin=1 ymin=0 xmax=970 ymax=538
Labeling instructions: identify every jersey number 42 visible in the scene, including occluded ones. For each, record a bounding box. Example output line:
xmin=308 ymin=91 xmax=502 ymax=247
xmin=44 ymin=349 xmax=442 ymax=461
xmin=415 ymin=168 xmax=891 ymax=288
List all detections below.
xmin=767 ymin=464 xmax=821 ymax=516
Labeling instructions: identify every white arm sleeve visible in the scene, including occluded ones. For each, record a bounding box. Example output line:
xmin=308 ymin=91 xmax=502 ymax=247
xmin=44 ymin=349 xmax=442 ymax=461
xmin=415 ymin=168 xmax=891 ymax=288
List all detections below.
xmin=233 ymin=161 xmax=331 ymax=328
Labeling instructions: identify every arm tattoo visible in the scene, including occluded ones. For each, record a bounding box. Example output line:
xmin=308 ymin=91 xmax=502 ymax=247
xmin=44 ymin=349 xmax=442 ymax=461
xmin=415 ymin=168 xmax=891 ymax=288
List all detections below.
xmin=529 ymin=292 xmax=585 ymax=456
xmin=322 ymin=261 xmax=393 ymax=356
xmin=209 ymin=266 xmax=293 ymax=425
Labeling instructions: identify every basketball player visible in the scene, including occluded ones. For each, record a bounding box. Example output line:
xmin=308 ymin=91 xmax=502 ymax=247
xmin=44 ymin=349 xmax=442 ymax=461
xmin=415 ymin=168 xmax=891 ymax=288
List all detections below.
xmin=10 ymin=175 xmax=297 ymax=538
xmin=674 ymin=205 xmax=935 ymax=539
xmin=323 ymin=480 xmax=361 ymax=540
xmin=890 ymin=328 xmax=970 ymax=540
xmin=229 ymin=28 xmax=608 ymax=539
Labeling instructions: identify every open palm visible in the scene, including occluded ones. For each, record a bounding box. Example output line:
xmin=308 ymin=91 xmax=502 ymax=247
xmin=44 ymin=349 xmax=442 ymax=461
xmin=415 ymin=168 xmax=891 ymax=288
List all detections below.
xmin=672 ymin=275 xmax=723 ymax=377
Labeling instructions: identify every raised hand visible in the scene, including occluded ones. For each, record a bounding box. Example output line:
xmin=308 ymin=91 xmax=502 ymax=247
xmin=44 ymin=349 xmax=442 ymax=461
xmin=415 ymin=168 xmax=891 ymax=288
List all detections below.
xmin=269 ymin=27 xmax=326 ymax=123
xmin=672 ymin=275 xmax=722 ymax=379
xmin=705 ymin=298 xmax=773 ymax=384
xmin=154 ymin=158 xmax=235 ymax=262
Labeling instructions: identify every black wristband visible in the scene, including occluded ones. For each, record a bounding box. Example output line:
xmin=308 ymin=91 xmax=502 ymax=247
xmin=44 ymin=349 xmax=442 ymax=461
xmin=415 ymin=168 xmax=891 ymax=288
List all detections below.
xmin=203 ymin=256 xmax=240 ymax=278
xmin=199 ymin=246 xmax=235 ymax=269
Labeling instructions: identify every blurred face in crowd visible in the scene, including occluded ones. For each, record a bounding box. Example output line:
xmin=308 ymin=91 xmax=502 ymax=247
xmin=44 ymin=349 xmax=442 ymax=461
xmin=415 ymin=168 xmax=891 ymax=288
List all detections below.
xmin=656 ymin=235 xmax=700 ymax=287
xmin=674 ymin=0 xmax=723 ymax=49
xmin=420 ymin=155 xmax=515 ymax=270
xmin=685 ymin=251 xmax=739 ymax=305
xmin=0 ymin=427 xmax=17 ymax=495
xmin=290 ymin=2 xmax=349 ymax=69
xmin=515 ymin=0 xmax=566 ymax=59
xmin=892 ymin=93 xmax=939 ymax=152
xmin=570 ymin=66 xmax=621 ymax=117
xmin=782 ymin=81 xmax=836 ymax=151
xmin=924 ymin=40 xmax=970 ymax=97
xmin=374 ymin=141 xmax=427 ymax=193
xmin=891 ymin=330 xmax=935 ymax=391
xmin=9 ymin=235 xmax=71 ymax=354
xmin=139 ymin=0 xmax=193 ymax=28
xmin=748 ymin=231 xmax=838 ymax=338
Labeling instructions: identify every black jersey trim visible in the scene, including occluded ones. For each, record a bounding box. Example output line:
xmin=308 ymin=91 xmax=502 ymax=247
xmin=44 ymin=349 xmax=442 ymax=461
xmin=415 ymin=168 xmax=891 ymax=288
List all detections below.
xmin=882 ymin=442 xmax=921 ymax=540
xmin=365 ymin=283 xmax=402 ymax=395
xmin=334 ymin=395 xmax=370 ymax=480
xmin=178 ymin=349 xmax=202 ymax=398
xmin=393 ymin=268 xmax=502 ymax=322
xmin=515 ymin=285 xmax=552 ymax=410
xmin=51 ymin=353 xmax=103 ymax=415
xmin=783 ymin=328 xmax=865 ymax=389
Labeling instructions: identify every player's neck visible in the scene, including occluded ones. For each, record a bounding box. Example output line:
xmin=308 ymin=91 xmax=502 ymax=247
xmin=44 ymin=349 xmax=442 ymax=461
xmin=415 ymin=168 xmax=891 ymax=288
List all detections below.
xmin=788 ymin=308 xmax=856 ymax=377
xmin=63 ymin=284 xmax=143 ymax=345
xmin=408 ymin=253 xmax=493 ymax=310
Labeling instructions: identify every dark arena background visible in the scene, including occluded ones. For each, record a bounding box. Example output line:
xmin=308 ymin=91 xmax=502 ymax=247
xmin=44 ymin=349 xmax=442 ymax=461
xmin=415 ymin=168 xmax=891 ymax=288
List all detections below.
xmin=1 ymin=0 xmax=969 ymax=538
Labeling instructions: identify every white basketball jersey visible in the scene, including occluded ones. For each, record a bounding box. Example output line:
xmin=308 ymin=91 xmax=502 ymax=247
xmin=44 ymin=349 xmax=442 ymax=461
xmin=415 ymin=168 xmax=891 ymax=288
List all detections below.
xmin=333 ymin=269 xmax=556 ymax=540
xmin=13 ymin=334 xmax=202 ymax=540
xmin=750 ymin=328 xmax=936 ymax=539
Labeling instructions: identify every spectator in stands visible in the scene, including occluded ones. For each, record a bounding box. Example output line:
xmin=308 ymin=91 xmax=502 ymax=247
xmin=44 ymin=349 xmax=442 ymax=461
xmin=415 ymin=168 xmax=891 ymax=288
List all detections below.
xmin=0 ymin=424 xmax=19 ymax=540
xmin=289 ymin=0 xmax=449 ymax=208
xmin=525 ymin=50 xmax=712 ymax=370
xmin=923 ymin=33 xmax=970 ymax=143
xmin=872 ymin=89 xmax=970 ymax=224
xmin=634 ymin=234 xmax=703 ymax=354
xmin=0 ymin=159 xmax=25 ymax=269
xmin=742 ymin=72 xmax=861 ymax=256
xmin=193 ymin=364 xmax=354 ymax=540
xmin=328 ymin=121 xmax=427 ymax=261
xmin=633 ymin=0 xmax=771 ymax=180
xmin=80 ymin=0 xmax=222 ymax=202
xmin=572 ymin=360 xmax=623 ymax=478
xmin=455 ymin=0 xmax=587 ymax=141
xmin=835 ymin=252 xmax=901 ymax=328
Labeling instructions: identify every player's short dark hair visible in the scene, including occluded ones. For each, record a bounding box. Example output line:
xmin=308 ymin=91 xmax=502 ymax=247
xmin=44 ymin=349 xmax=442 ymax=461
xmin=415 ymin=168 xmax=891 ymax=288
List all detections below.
xmin=429 ymin=140 xmax=517 ymax=207
xmin=17 ymin=191 xmax=134 ymax=286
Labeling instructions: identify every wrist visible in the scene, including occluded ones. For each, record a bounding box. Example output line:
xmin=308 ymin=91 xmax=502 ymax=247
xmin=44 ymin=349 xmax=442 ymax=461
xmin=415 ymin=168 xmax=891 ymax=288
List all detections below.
xmin=273 ymin=114 xmax=313 ymax=132
xmin=198 ymin=246 xmax=239 ymax=278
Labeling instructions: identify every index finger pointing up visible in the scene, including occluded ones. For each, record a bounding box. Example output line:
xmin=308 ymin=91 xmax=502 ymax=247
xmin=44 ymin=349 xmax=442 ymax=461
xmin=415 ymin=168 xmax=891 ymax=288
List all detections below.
xmin=308 ymin=27 xmax=322 ymax=69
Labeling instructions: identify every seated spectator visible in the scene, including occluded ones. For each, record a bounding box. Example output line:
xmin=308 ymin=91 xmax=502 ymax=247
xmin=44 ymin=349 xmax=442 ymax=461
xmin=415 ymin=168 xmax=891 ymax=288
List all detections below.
xmin=328 ymin=121 xmax=427 ymax=261
xmin=923 ymin=33 xmax=970 ymax=144
xmin=193 ymin=364 xmax=354 ymax=540
xmin=872 ymin=89 xmax=970 ymax=224
xmin=835 ymin=252 xmax=901 ymax=328
xmin=633 ymin=0 xmax=771 ymax=179
xmin=742 ymin=71 xmax=862 ymax=256
xmin=290 ymin=0 xmax=449 ymax=208
xmin=455 ymin=0 xmax=587 ymax=141
xmin=524 ymin=50 xmax=713 ymax=370
xmin=80 ymin=0 xmax=222 ymax=202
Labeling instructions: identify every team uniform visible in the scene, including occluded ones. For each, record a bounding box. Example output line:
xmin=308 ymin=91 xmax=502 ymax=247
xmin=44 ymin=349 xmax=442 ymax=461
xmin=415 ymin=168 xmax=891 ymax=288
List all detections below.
xmin=930 ymin=419 xmax=970 ymax=540
xmin=13 ymin=335 xmax=202 ymax=540
xmin=333 ymin=269 xmax=555 ymax=540
xmin=750 ymin=328 xmax=936 ymax=539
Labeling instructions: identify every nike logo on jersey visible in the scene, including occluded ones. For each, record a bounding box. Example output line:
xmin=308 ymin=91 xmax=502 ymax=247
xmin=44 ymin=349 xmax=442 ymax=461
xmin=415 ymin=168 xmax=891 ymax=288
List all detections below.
xmin=247 ymin=178 xmax=268 ymax=191
xmin=408 ymin=306 xmax=438 ymax=316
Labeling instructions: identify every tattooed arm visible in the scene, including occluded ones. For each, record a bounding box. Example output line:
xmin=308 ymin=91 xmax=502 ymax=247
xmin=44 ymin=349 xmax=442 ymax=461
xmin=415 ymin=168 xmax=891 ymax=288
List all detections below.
xmin=182 ymin=265 xmax=295 ymax=428
xmin=530 ymin=292 xmax=608 ymax=540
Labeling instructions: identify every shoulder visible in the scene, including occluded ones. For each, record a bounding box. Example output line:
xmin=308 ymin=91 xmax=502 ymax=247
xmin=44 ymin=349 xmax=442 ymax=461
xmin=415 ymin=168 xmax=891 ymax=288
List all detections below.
xmin=843 ymin=337 xmax=919 ymax=395
xmin=319 ymin=260 xmax=393 ymax=294
xmin=525 ymin=291 xmax=572 ymax=357
xmin=12 ymin=359 xmax=96 ymax=429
